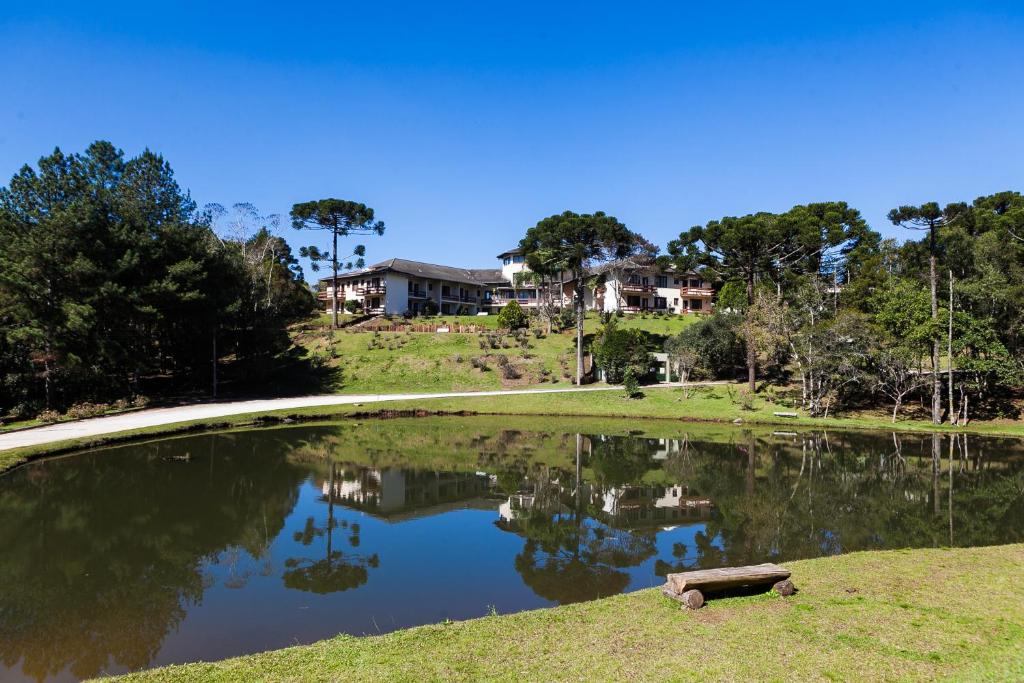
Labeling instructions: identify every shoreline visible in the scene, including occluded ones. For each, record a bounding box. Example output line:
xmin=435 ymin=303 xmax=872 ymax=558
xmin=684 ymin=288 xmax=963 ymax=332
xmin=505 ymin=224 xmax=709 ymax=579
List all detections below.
xmin=97 ymin=544 xmax=1024 ymax=682
xmin=4 ymin=386 xmax=1024 ymax=475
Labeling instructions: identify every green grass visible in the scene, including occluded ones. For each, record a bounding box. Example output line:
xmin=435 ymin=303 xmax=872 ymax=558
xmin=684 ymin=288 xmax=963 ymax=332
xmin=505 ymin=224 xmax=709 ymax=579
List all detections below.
xmin=296 ymin=312 xmax=697 ymax=394
xmin=8 ymin=384 xmax=1024 ymax=476
xmin=100 ymin=544 xmax=1024 ymax=682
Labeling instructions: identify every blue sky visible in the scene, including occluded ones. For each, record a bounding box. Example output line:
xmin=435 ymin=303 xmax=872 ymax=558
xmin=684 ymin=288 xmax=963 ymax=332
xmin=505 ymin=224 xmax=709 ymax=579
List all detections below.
xmin=2 ymin=2 xmax=1023 ymax=279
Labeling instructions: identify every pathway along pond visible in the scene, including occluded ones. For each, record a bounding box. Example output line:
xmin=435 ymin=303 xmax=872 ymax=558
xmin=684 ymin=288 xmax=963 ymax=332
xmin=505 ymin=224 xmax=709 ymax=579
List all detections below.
xmin=2 ymin=416 xmax=1023 ymax=681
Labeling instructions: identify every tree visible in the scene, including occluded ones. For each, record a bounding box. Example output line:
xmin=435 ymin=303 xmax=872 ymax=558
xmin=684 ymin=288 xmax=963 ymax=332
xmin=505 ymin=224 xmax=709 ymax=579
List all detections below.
xmin=520 ymin=211 xmax=644 ymax=385
xmin=888 ymin=202 xmax=968 ymax=423
xmin=591 ymin=316 xmax=652 ymax=385
xmin=670 ymin=203 xmax=875 ymax=391
xmin=290 ymin=199 xmax=385 ymax=328
xmin=870 ymin=347 xmax=929 ymax=423
xmin=497 ymin=300 xmax=528 ymax=330
xmin=663 ymin=335 xmax=700 ymax=395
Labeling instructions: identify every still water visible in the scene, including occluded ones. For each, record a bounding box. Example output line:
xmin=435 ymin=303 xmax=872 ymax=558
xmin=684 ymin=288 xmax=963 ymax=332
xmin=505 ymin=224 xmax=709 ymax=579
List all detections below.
xmin=1 ymin=417 xmax=1022 ymax=681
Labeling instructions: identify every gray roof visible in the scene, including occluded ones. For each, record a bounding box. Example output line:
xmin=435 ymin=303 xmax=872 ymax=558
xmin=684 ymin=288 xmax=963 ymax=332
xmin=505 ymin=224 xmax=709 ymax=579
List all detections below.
xmin=319 ymin=258 xmax=502 ymax=287
xmin=496 ymin=246 xmax=523 ymax=257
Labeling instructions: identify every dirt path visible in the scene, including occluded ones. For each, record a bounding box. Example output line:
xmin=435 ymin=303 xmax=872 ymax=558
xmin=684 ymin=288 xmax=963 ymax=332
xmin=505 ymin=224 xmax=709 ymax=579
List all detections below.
xmin=0 ymin=384 xmax=718 ymax=452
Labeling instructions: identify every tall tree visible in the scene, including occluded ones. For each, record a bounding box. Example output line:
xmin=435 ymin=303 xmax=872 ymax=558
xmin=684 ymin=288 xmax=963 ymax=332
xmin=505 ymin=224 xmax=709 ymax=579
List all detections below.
xmin=520 ymin=211 xmax=643 ymax=385
xmin=888 ymin=202 xmax=968 ymax=423
xmin=290 ymin=199 xmax=385 ymax=328
xmin=669 ymin=203 xmax=874 ymax=391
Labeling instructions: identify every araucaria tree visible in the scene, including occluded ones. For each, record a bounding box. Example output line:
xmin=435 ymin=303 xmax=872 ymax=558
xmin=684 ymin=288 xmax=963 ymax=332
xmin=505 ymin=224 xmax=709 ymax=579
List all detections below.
xmin=520 ymin=211 xmax=644 ymax=385
xmin=291 ymin=199 xmax=385 ymax=328
xmin=669 ymin=202 xmax=874 ymax=391
xmin=888 ymin=202 xmax=967 ymax=423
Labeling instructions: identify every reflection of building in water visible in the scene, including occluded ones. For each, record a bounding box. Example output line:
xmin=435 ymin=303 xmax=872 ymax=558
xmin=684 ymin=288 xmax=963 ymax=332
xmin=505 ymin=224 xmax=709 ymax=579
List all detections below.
xmin=496 ymin=483 xmax=713 ymax=531
xmin=321 ymin=468 xmax=498 ymax=521
xmin=601 ymin=485 xmax=713 ymax=528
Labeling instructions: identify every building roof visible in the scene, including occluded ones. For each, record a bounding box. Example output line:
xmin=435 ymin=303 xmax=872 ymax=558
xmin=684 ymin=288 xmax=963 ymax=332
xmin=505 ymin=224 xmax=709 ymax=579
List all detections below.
xmin=319 ymin=258 xmax=501 ymax=287
xmin=496 ymin=247 xmax=523 ymax=258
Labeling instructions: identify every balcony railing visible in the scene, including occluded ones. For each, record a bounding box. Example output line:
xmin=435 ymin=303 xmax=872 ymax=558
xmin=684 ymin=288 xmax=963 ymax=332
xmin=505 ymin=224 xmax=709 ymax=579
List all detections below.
xmin=408 ymin=290 xmax=428 ymax=299
xmin=492 ymin=297 xmax=538 ymax=306
xmin=680 ymin=286 xmax=714 ymax=297
xmin=359 ymin=284 xmax=386 ymax=295
xmin=621 ymin=283 xmax=657 ymax=293
xmin=442 ymin=293 xmax=478 ymax=303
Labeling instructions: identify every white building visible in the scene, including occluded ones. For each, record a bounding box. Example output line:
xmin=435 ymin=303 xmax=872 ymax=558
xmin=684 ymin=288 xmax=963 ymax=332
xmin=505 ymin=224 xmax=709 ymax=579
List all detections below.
xmin=318 ymin=253 xmax=714 ymax=317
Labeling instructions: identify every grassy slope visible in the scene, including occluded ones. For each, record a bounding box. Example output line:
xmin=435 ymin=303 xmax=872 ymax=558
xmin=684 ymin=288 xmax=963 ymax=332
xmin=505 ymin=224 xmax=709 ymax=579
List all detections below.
xmin=103 ymin=544 xmax=1024 ymax=682
xmin=295 ymin=313 xmax=697 ymax=393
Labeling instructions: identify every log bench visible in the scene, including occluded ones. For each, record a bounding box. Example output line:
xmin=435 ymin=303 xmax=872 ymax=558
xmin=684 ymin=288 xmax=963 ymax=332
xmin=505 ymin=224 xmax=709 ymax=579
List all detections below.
xmin=662 ymin=563 xmax=794 ymax=609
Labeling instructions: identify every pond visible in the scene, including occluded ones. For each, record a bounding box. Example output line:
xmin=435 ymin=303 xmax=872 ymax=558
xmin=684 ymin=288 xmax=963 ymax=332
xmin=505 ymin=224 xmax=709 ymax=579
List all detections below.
xmin=1 ymin=416 xmax=1022 ymax=681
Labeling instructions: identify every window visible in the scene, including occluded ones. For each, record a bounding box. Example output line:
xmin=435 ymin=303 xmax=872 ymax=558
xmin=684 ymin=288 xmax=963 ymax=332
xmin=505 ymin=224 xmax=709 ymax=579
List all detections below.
xmin=513 ymin=254 xmax=525 ymax=263
xmin=673 ymin=278 xmax=680 ymax=285
xmin=689 ymin=279 xmax=701 ymax=288
xmin=673 ymin=298 xmax=679 ymax=305
xmin=690 ymin=299 xmax=702 ymax=310
xmin=428 ymin=283 xmax=433 ymax=291
xmin=656 ymin=275 xmax=668 ymax=288
xmin=628 ymin=275 xmax=641 ymax=285
xmin=654 ymin=297 xmax=667 ymax=309
xmin=503 ymin=257 xmax=511 ymax=265
xmin=641 ymin=276 xmax=649 ymax=285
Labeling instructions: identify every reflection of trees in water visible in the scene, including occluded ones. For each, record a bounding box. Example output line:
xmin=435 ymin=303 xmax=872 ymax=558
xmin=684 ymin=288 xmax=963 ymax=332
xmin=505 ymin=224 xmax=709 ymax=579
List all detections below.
xmin=499 ymin=430 xmax=1024 ymax=595
xmin=283 ymin=463 xmax=379 ymax=594
xmin=0 ymin=432 xmax=308 ymax=682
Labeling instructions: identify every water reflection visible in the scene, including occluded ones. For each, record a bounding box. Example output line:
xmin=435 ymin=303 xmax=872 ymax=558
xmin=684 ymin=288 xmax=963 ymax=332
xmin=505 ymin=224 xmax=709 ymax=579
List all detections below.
xmin=0 ymin=420 xmax=1021 ymax=681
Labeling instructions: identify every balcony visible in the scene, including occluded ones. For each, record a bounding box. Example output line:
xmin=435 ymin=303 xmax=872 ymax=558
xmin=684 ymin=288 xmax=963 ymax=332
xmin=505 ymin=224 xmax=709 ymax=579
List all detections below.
xmin=359 ymin=284 xmax=387 ymax=295
xmin=680 ymin=286 xmax=714 ymax=297
xmin=621 ymin=282 xmax=657 ymax=293
xmin=492 ymin=296 xmax=538 ymax=306
xmin=408 ymin=289 xmax=429 ymax=299
xmin=442 ymin=293 xmax=478 ymax=304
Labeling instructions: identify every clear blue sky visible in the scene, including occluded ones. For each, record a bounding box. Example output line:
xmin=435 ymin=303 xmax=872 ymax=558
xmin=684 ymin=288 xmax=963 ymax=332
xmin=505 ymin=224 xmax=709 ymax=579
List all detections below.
xmin=2 ymin=2 xmax=1023 ymax=279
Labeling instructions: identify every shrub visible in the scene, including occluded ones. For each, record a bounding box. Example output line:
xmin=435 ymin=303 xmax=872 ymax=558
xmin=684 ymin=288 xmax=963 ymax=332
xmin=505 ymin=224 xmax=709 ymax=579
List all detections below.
xmin=623 ymin=368 xmax=640 ymax=398
xmin=593 ymin=317 xmax=652 ymax=384
xmin=111 ymin=398 xmax=131 ymax=411
xmin=422 ymin=300 xmax=439 ymax=316
xmin=37 ymin=409 xmax=62 ymax=423
xmin=344 ymin=299 xmax=362 ymax=314
xmin=470 ymin=356 xmax=489 ymax=371
xmin=132 ymin=395 xmax=151 ymax=408
xmin=497 ymin=300 xmax=528 ymax=330
xmin=66 ymin=402 xmax=109 ymax=420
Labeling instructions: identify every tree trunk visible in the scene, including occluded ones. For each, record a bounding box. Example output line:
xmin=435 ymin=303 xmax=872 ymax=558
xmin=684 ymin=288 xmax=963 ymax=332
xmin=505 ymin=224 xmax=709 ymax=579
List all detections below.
xmin=575 ymin=281 xmax=585 ymax=386
xmin=331 ymin=228 xmax=339 ymax=329
xmin=929 ymin=229 xmax=940 ymax=424
xmin=948 ymin=270 xmax=956 ymax=425
xmin=746 ymin=273 xmax=756 ymax=392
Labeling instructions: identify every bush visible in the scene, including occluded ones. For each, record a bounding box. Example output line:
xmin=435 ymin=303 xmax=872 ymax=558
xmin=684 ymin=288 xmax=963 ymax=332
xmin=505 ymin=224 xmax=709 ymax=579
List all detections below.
xmin=422 ymin=300 xmax=439 ymax=316
xmin=497 ymin=301 xmax=528 ymax=330
xmin=593 ymin=317 xmax=652 ymax=384
xmin=132 ymin=395 xmax=151 ymax=408
xmin=623 ymin=368 xmax=640 ymax=398
xmin=37 ymin=409 xmax=62 ymax=423
xmin=495 ymin=355 xmax=521 ymax=380
xmin=344 ymin=299 xmax=362 ymax=314
xmin=470 ymin=356 xmax=489 ymax=371
xmin=66 ymin=402 xmax=109 ymax=420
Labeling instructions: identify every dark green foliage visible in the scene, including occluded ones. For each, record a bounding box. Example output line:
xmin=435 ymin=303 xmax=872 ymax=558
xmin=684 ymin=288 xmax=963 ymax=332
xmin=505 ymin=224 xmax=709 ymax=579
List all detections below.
xmin=592 ymin=317 xmax=652 ymax=384
xmin=344 ymin=299 xmax=362 ymax=314
xmin=666 ymin=314 xmax=746 ymax=380
xmin=622 ymin=368 xmax=640 ymax=398
xmin=497 ymin=300 xmax=527 ymax=330
xmin=0 ymin=142 xmax=313 ymax=414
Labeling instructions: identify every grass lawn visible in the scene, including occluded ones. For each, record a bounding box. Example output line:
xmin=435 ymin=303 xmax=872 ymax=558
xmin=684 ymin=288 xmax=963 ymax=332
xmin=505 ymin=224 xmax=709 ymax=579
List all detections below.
xmin=294 ymin=312 xmax=699 ymax=394
xmin=100 ymin=543 xmax=1024 ymax=682
xmin=8 ymin=384 xmax=1024 ymax=476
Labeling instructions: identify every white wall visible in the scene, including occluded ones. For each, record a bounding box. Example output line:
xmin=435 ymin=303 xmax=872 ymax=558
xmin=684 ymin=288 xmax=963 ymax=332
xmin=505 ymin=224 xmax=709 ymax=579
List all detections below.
xmin=385 ymin=273 xmax=410 ymax=314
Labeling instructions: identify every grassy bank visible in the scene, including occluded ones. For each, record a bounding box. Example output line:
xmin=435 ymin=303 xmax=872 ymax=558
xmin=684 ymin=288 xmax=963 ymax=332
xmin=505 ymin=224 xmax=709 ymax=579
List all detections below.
xmin=7 ymin=384 xmax=1024 ymax=475
xmin=294 ymin=313 xmax=697 ymax=393
xmin=101 ymin=544 xmax=1024 ymax=682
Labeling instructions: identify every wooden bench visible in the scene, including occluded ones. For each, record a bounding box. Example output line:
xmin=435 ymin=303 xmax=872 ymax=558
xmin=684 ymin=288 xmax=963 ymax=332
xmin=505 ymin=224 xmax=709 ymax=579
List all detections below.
xmin=662 ymin=563 xmax=794 ymax=609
